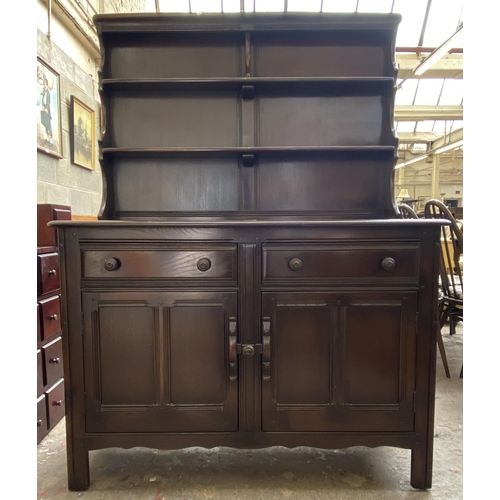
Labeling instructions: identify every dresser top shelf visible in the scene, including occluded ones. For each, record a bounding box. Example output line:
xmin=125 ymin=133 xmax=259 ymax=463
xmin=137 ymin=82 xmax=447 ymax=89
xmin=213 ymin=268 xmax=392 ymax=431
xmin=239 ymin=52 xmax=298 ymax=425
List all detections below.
xmin=49 ymin=219 xmax=448 ymax=228
xmin=94 ymin=12 xmax=402 ymax=32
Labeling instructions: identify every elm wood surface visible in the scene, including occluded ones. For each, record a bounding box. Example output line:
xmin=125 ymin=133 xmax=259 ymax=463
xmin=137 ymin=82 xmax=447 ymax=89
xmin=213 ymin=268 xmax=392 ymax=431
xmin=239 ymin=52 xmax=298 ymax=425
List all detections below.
xmin=52 ymin=220 xmax=445 ymax=491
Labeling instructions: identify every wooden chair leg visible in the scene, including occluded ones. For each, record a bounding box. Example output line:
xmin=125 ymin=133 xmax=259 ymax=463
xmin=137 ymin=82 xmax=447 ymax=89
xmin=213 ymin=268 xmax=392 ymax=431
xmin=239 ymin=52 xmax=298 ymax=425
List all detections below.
xmin=449 ymin=316 xmax=456 ymax=335
xmin=437 ymin=331 xmax=451 ymax=378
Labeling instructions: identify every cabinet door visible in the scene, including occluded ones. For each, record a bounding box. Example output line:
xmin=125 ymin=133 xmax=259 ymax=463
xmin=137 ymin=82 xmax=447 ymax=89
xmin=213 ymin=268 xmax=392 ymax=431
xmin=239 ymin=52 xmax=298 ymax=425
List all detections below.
xmin=83 ymin=291 xmax=238 ymax=433
xmin=262 ymin=291 xmax=417 ymax=432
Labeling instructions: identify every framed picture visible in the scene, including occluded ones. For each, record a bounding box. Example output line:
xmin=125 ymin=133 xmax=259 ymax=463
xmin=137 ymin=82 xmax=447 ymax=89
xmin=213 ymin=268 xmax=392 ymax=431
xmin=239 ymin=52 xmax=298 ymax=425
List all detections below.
xmin=417 ymin=196 xmax=431 ymax=211
xmin=70 ymin=96 xmax=96 ymax=170
xmin=37 ymin=58 xmax=62 ymax=158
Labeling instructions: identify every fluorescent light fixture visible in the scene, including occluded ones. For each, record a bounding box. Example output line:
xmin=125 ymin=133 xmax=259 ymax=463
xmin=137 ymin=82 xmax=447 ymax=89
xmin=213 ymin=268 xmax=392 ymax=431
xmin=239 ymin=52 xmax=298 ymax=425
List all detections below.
xmin=396 ymin=138 xmax=463 ymax=169
xmin=414 ymin=25 xmax=463 ymax=77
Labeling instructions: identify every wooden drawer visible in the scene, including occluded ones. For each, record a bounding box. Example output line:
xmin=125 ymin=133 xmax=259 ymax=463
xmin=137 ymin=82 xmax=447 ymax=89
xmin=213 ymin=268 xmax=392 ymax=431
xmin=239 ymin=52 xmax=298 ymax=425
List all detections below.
xmin=37 ymin=303 xmax=41 ymax=343
xmin=38 ymin=253 xmax=60 ymax=295
xmin=46 ymin=379 xmax=65 ymax=429
xmin=82 ymin=246 xmax=237 ymax=281
xmin=37 ymin=394 xmax=48 ymax=444
xmin=39 ymin=295 xmax=62 ymax=340
xmin=37 ymin=204 xmax=71 ymax=248
xmin=37 ymin=349 xmax=44 ymax=396
xmin=263 ymin=243 xmax=419 ymax=281
xmin=43 ymin=337 xmax=64 ymax=388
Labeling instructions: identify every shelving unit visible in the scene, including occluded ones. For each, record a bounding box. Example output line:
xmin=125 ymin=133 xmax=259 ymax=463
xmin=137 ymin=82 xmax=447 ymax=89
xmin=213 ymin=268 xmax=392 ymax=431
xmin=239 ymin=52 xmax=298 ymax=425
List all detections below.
xmin=96 ymin=13 xmax=400 ymax=220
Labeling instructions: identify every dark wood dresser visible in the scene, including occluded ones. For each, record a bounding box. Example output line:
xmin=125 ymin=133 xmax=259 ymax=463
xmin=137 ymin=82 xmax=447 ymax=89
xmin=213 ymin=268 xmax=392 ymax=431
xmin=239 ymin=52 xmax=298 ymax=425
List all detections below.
xmin=50 ymin=13 xmax=446 ymax=491
xmin=37 ymin=204 xmax=71 ymax=443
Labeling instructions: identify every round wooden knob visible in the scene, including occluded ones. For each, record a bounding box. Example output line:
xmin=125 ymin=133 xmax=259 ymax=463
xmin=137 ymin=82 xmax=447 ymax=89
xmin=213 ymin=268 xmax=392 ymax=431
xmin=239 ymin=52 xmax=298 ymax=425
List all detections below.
xmin=54 ymin=400 xmax=63 ymax=407
xmin=197 ymin=258 xmax=212 ymax=272
xmin=37 ymin=419 xmax=43 ymax=427
xmin=242 ymin=345 xmax=255 ymax=357
xmin=50 ymin=314 xmax=58 ymax=321
xmin=288 ymin=258 xmax=303 ymax=271
xmin=381 ymin=257 xmax=396 ymax=271
xmin=50 ymin=357 xmax=60 ymax=364
xmin=104 ymin=258 xmax=120 ymax=271
xmin=48 ymin=269 xmax=57 ymax=276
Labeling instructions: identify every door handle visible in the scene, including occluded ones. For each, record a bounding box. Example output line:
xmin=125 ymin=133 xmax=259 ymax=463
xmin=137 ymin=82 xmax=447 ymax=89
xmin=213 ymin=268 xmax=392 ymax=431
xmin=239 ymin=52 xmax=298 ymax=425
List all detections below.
xmin=229 ymin=317 xmax=237 ymax=380
xmin=262 ymin=317 xmax=271 ymax=380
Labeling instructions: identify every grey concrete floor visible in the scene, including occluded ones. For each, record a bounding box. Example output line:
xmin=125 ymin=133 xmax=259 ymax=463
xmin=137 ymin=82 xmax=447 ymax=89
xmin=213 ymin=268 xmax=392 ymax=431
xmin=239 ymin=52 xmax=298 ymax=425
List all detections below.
xmin=37 ymin=325 xmax=463 ymax=500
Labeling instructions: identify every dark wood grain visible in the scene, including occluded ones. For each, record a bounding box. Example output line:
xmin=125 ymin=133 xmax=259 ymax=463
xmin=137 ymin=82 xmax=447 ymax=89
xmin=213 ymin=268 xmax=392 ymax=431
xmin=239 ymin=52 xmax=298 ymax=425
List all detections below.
xmin=82 ymin=246 xmax=237 ymax=280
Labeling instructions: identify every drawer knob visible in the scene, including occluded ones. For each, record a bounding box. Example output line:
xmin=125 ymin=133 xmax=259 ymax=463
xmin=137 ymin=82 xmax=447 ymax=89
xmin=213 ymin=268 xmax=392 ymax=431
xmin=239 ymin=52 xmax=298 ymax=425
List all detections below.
xmin=50 ymin=357 xmax=60 ymax=364
xmin=381 ymin=257 xmax=396 ymax=271
xmin=53 ymin=400 xmax=63 ymax=407
xmin=288 ymin=258 xmax=303 ymax=271
xmin=48 ymin=269 xmax=57 ymax=277
xmin=104 ymin=258 xmax=121 ymax=271
xmin=50 ymin=314 xmax=58 ymax=321
xmin=37 ymin=419 xmax=43 ymax=427
xmin=197 ymin=258 xmax=212 ymax=272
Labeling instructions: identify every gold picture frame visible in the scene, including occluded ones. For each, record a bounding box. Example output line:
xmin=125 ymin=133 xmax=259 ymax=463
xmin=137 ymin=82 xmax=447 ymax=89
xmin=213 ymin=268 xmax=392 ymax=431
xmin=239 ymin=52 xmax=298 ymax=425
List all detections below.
xmin=70 ymin=96 xmax=96 ymax=170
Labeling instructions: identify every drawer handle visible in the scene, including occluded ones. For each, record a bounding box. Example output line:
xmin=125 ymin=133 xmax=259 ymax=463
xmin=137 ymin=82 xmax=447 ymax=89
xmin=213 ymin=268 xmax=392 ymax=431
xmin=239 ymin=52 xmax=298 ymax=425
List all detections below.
xmin=37 ymin=419 xmax=43 ymax=427
xmin=53 ymin=400 xmax=63 ymax=407
xmin=50 ymin=357 xmax=60 ymax=364
xmin=48 ymin=269 xmax=57 ymax=277
xmin=288 ymin=258 xmax=303 ymax=271
xmin=197 ymin=257 xmax=212 ymax=272
xmin=104 ymin=258 xmax=121 ymax=271
xmin=49 ymin=314 xmax=58 ymax=321
xmin=381 ymin=257 xmax=396 ymax=271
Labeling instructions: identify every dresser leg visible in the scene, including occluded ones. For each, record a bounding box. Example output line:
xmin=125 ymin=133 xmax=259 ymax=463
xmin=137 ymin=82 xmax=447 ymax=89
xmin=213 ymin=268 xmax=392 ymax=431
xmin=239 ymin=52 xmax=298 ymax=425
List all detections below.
xmin=67 ymin=445 xmax=90 ymax=491
xmin=410 ymin=445 xmax=432 ymax=489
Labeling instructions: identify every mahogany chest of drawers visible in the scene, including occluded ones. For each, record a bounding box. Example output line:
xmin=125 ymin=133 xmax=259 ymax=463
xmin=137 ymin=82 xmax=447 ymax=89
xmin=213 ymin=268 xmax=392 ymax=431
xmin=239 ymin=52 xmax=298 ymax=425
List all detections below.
xmin=37 ymin=204 xmax=71 ymax=443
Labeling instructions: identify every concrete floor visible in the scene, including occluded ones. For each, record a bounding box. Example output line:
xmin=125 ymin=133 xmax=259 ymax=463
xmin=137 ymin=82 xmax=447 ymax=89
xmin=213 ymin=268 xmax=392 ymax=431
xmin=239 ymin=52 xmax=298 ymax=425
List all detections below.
xmin=37 ymin=325 xmax=463 ymax=500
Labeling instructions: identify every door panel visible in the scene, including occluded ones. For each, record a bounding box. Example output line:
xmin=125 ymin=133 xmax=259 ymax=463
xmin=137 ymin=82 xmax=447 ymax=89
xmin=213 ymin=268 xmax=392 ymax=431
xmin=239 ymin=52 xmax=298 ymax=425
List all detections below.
xmin=275 ymin=305 xmax=331 ymax=405
xmin=344 ymin=302 xmax=402 ymax=405
xmin=169 ymin=306 xmax=224 ymax=405
xmin=83 ymin=291 xmax=238 ymax=433
xmin=99 ymin=305 xmax=156 ymax=406
xmin=262 ymin=292 xmax=417 ymax=432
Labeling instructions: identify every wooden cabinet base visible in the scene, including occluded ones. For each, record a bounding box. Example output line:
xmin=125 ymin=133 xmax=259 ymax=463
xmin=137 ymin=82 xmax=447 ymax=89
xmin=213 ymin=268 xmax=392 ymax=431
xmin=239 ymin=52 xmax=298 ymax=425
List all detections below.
xmin=53 ymin=221 xmax=442 ymax=491
xmin=67 ymin=433 xmax=433 ymax=491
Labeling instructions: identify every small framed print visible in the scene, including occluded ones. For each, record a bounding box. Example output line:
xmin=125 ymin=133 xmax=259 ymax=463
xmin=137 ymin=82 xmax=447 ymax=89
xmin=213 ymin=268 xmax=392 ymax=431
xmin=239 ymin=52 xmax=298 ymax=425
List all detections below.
xmin=70 ymin=96 xmax=96 ymax=170
xmin=37 ymin=58 xmax=62 ymax=158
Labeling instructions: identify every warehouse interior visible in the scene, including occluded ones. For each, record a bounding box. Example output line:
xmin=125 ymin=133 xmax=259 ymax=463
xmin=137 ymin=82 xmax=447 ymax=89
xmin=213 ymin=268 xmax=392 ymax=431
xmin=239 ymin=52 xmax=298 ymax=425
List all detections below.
xmin=24 ymin=0 xmax=491 ymax=499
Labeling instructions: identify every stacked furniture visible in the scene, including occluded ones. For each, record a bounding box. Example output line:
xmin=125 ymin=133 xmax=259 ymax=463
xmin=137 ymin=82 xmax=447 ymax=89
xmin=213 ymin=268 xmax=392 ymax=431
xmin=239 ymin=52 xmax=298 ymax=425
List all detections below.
xmin=37 ymin=204 xmax=71 ymax=443
xmin=51 ymin=13 xmax=446 ymax=491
